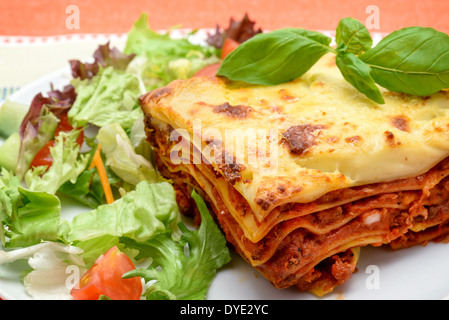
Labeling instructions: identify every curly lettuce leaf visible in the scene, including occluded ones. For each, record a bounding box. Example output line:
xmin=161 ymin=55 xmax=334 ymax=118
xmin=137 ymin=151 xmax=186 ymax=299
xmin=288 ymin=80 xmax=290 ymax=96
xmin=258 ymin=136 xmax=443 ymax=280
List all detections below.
xmin=123 ymin=190 xmax=231 ymax=300
xmin=0 ymin=169 xmax=21 ymax=245
xmin=24 ymin=130 xmax=90 ymax=195
xmin=68 ymin=66 xmax=143 ymax=130
xmin=96 ymin=122 xmax=161 ymax=186
xmin=124 ymin=13 xmax=220 ymax=90
xmin=57 ymin=140 xmax=124 ymax=208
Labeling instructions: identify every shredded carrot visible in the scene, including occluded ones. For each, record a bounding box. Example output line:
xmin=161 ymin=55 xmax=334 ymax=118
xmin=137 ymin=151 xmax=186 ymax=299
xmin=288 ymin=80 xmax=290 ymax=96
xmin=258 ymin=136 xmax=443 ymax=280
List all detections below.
xmin=88 ymin=144 xmax=101 ymax=170
xmin=89 ymin=144 xmax=114 ymax=204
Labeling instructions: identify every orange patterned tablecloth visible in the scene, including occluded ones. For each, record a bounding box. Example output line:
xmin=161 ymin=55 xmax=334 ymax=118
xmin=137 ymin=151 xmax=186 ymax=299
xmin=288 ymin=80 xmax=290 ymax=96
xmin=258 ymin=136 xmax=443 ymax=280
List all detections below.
xmin=1 ymin=0 xmax=448 ymax=36
xmin=1 ymin=0 xmax=448 ymax=90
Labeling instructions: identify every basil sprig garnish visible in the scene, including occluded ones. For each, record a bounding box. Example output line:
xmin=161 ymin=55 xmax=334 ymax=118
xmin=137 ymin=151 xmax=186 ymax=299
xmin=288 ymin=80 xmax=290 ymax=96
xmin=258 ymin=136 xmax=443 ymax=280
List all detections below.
xmin=335 ymin=18 xmax=384 ymax=104
xmin=216 ymin=28 xmax=333 ymax=85
xmin=217 ymin=17 xmax=449 ymax=104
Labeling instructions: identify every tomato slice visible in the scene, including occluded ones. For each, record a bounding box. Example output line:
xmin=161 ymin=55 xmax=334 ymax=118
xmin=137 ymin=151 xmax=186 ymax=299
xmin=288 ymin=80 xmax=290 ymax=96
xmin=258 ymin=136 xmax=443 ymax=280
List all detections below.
xmin=70 ymin=246 xmax=142 ymax=300
xmin=30 ymin=113 xmax=84 ymax=169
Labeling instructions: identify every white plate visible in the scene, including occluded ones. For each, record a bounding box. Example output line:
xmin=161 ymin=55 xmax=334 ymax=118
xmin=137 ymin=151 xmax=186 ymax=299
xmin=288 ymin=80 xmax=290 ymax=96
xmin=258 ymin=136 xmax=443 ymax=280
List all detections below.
xmin=2 ymin=63 xmax=449 ymax=301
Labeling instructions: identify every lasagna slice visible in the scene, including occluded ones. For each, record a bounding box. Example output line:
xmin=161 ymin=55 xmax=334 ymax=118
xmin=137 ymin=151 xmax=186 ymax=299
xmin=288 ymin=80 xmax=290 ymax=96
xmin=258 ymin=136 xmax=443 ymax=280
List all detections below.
xmin=139 ymin=53 xmax=449 ymax=296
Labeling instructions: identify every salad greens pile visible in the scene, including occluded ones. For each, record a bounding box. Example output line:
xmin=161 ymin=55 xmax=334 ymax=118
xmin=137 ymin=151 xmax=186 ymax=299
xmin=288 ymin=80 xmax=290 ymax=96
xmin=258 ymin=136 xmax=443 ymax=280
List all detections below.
xmin=0 ymin=13 xmax=232 ymax=300
xmin=124 ymin=13 xmax=221 ymax=90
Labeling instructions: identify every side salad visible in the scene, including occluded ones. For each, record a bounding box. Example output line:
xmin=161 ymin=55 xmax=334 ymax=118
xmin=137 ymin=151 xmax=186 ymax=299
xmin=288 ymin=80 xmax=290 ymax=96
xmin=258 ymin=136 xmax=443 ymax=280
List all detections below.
xmin=0 ymin=13 xmax=261 ymax=300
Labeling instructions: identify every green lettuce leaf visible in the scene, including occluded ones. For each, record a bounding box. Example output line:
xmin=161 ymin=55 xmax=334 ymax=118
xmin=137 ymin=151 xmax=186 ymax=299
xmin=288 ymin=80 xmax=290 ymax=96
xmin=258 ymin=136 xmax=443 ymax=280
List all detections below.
xmin=57 ymin=144 xmax=125 ymax=208
xmin=96 ymin=122 xmax=161 ymax=186
xmin=24 ymin=130 xmax=90 ymax=195
xmin=68 ymin=66 xmax=143 ymax=130
xmin=123 ymin=190 xmax=231 ymax=300
xmin=124 ymin=13 xmax=220 ymax=90
xmin=57 ymin=167 xmax=105 ymax=209
xmin=0 ymin=169 xmax=68 ymax=248
xmin=66 ymin=181 xmax=181 ymax=266
xmin=0 ymin=169 xmax=21 ymax=245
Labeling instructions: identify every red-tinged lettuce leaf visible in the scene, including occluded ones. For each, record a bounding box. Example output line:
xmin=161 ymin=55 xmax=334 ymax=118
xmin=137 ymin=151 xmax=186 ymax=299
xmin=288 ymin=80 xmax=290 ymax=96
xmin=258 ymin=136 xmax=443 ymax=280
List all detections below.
xmin=206 ymin=25 xmax=225 ymax=49
xmin=18 ymin=93 xmax=50 ymax=139
xmin=19 ymin=85 xmax=77 ymax=139
xmin=47 ymin=84 xmax=77 ymax=117
xmin=93 ymin=42 xmax=136 ymax=71
xmin=16 ymin=84 xmax=78 ymax=178
xmin=69 ymin=60 xmax=99 ymax=80
xmin=70 ymin=42 xmax=136 ymax=80
xmin=226 ymin=13 xmax=263 ymax=43
xmin=14 ymin=42 xmax=134 ymax=178
xmin=16 ymin=104 xmax=59 ymax=179
xmin=207 ymin=13 xmax=262 ymax=48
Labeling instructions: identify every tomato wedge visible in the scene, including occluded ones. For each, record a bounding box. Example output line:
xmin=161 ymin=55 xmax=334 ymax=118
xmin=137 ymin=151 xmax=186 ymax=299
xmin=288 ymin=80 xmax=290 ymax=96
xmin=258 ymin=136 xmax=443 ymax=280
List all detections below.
xmin=55 ymin=114 xmax=84 ymax=146
xmin=70 ymin=246 xmax=142 ymax=300
xmin=193 ymin=62 xmax=221 ymax=77
xmin=29 ymin=140 xmax=56 ymax=169
xmin=30 ymin=113 xmax=84 ymax=169
xmin=193 ymin=37 xmax=240 ymax=78
xmin=220 ymin=37 xmax=240 ymax=59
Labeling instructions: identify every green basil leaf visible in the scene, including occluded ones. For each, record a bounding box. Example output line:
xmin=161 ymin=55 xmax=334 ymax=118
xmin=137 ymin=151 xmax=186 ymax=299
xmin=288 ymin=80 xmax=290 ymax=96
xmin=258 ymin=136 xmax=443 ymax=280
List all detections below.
xmin=217 ymin=28 xmax=332 ymax=85
xmin=360 ymin=26 xmax=449 ymax=96
xmin=336 ymin=52 xmax=385 ymax=104
xmin=336 ymin=17 xmax=373 ymax=55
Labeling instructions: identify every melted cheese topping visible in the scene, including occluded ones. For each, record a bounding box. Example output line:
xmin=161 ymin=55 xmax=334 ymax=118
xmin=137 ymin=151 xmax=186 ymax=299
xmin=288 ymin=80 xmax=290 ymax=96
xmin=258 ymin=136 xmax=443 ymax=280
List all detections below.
xmin=141 ymin=53 xmax=449 ymax=222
